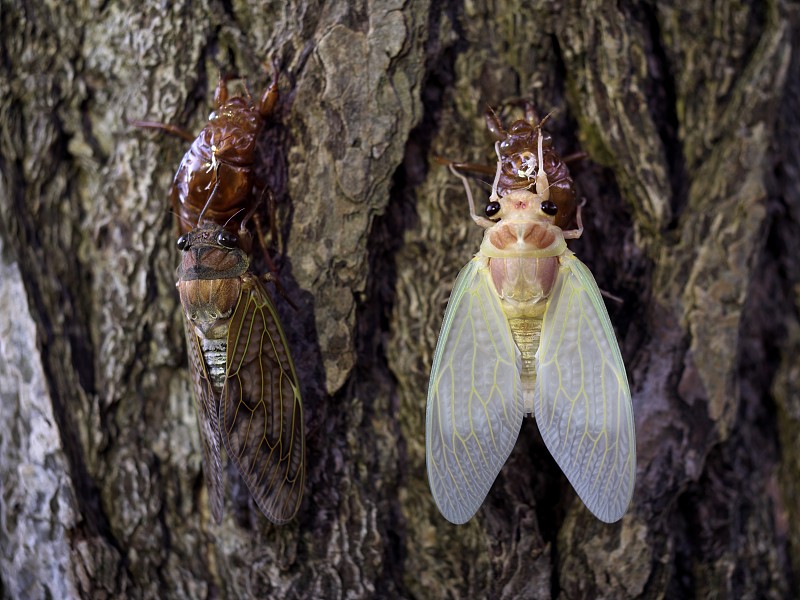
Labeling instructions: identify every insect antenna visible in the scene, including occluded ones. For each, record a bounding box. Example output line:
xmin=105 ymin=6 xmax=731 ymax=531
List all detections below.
xmin=195 ymin=178 xmax=223 ymax=226
xmin=473 ymin=178 xmax=494 ymax=192
xmin=165 ymin=207 xmax=195 ymax=233
xmin=537 ymin=108 xmax=558 ymax=129
xmin=223 ymin=207 xmax=248 ymax=229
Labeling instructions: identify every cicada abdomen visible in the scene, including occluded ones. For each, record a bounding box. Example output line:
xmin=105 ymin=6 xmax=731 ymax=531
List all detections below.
xmin=176 ymin=222 xmax=304 ymax=524
xmin=426 ymin=125 xmax=635 ymax=525
xmin=133 ymin=63 xmax=279 ymax=234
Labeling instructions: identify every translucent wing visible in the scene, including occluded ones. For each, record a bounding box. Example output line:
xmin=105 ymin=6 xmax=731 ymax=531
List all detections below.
xmin=183 ymin=321 xmax=225 ymax=523
xmin=534 ymin=253 xmax=636 ymax=523
xmin=426 ymin=258 xmax=524 ymax=524
xmin=221 ymin=276 xmax=305 ymax=524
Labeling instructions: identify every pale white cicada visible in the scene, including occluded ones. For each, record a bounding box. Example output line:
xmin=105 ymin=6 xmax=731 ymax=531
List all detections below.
xmin=426 ymin=132 xmax=635 ymax=524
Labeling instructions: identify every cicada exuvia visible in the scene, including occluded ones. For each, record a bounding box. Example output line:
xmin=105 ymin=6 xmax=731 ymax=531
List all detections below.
xmin=446 ymin=103 xmax=580 ymax=230
xmin=176 ymin=221 xmax=304 ymax=524
xmin=132 ymin=61 xmax=280 ymax=235
xmin=426 ymin=129 xmax=635 ymax=524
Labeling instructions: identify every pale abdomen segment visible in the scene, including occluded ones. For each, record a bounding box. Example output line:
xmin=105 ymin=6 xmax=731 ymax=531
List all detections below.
xmin=201 ymin=337 xmax=228 ymax=394
xmin=488 ymin=255 xmax=558 ymax=415
xmin=506 ymin=316 xmax=542 ymax=414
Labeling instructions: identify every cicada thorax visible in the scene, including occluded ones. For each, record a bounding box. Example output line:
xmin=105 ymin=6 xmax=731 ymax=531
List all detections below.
xmin=485 ymin=109 xmax=578 ymax=230
xmin=479 ymin=190 xmax=567 ymax=413
xmin=172 ymin=92 xmax=271 ymax=234
xmin=176 ymin=224 xmax=251 ymax=390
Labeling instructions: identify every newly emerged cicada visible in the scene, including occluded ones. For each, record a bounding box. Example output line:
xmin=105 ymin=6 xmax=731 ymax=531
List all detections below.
xmin=176 ymin=220 xmax=304 ymax=524
xmin=426 ymin=124 xmax=635 ymax=524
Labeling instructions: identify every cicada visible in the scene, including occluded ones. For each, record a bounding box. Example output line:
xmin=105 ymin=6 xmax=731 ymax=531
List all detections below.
xmin=132 ymin=62 xmax=280 ymax=234
xmin=426 ymin=127 xmax=635 ymax=524
xmin=176 ymin=220 xmax=304 ymax=524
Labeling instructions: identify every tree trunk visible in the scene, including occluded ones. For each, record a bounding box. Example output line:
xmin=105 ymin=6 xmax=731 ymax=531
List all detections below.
xmin=0 ymin=0 xmax=797 ymax=598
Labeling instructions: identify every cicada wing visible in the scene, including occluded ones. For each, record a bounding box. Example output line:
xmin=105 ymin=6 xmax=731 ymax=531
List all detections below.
xmin=426 ymin=258 xmax=524 ymax=524
xmin=221 ymin=276 xmax=305 ymax=524
xmin=183 ymin=320 xmax=225 ymax=523
xmin=534 ymin=253 xmax=636 ymax=523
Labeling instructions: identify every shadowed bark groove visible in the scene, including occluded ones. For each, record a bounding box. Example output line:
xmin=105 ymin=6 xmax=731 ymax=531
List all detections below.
xmin=0 ymin=0 xmax=797 ymax=598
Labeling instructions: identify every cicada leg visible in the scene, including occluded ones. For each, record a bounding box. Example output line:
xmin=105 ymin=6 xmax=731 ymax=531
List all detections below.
xmin=236 ymin=192 xmax=294 ymax=310
xmin=563 ymin=200 xmax=621 ymax=303
xmin=561 ymin=151 xmax=588 ymax=166
xmin=534 ymin=131 xmax=550 ymax=202
xmin=258 ymin=57 xmax=280 ymax=119
xmin=438 ymin=159 xmax=497 ymax=178
xmin=490 ymin=141 xmax=503 ymax=202
xmin=484 ymin=105 xmax=507 ymax=141
xmin=447 ymin=164 xmax=495 ymax=229
xmin=213 ymin=72 xmax=233 ymax=110
xmin=252 ymin=212 xmax=280 ymax=275
xmin=563 ymin=199 xmax=585 ymax=240
xmin=129 ymin=119 xmax=196 ymax=143
xmin=260 ymin=271 xmax=299 ymax=311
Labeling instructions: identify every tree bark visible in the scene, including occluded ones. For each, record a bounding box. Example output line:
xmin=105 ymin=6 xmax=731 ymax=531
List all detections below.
xmin=0 ymin=0 xmax=796 ymax=598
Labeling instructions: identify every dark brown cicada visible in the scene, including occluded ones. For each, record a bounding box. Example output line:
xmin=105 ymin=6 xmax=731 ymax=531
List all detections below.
xmin=447 ymin=104 xmax=579 ymax=230
xmin=136 ymin=65 xmax=303 ymax=523
xmin=132 ymin=63 xmax=280 ymax=234
xmin=176 ymin=220 xmax=304 ymax=524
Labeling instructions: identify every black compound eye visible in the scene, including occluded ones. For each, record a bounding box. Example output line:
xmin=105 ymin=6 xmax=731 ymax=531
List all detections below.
xmin=485 ymin=201 xmax=501 ymax=218
xmin=176 ymin=234 xmax=190 ymax=251
xmin=217 ymin=230 xmax=238 ymax=248
xmin=540 ymin=200 xmax=558 ymax=216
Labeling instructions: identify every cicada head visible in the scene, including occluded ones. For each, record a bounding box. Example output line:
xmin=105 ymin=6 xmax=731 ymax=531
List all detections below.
xmin=493 ymin=189 xmax=561 ymax=226
xmin=175 ymin=222 xmax=250 ymax=339
xmin=175 ymin=223 xmax=251 ymax=282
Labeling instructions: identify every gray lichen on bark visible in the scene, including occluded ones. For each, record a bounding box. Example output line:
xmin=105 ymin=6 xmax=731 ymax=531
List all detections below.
xmin=0 ymin=238 xmax=80 ymax=599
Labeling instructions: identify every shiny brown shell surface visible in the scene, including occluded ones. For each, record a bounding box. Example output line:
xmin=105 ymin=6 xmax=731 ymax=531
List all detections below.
xmin=171 ymin=67 xmax=279 ymax=233
xmin=485 ymin=106 xmax=577 ymax=230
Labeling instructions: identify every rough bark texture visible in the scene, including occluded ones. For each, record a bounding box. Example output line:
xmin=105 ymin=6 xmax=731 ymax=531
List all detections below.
xmin=0 ymin=0 xmax=797 ymax=598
